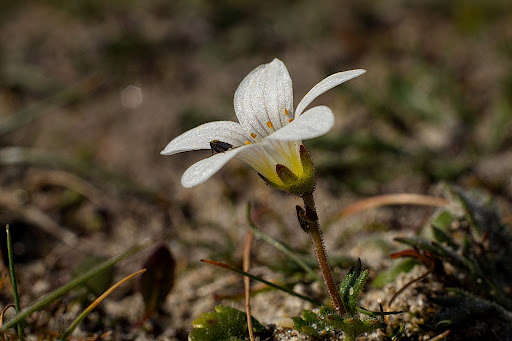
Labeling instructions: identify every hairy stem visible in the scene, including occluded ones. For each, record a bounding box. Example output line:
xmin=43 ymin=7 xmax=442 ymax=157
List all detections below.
xmin=301 ymin=192 xmax=345 ymax=316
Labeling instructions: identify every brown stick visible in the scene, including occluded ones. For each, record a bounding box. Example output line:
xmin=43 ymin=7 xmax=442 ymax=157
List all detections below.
xmin=243 ymin=231 xmax=255 ymax=341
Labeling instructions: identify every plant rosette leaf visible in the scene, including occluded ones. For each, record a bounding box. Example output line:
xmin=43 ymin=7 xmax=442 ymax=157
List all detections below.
xmin=189 ymin=305 xmax=267 ymax=341
xmin=339 ymin=259 xmax=370 ymax=317
xmin=292 ymin=308 xmax=335 ymax=338
xmin=293 ymin=306 xmax=385 ymax=340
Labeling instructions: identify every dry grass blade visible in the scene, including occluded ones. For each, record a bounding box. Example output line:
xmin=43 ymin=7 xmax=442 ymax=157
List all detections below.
xmin=430 ymin=330 xmax=451 ymax=341
xmin=0 ymin=305 xmax=15 ymax=327
xmin=0 ymin=305 xmax=15 ymax=341
xmin=1 ymin=242 xmax=150 ymax=332
xmin=59 ymin=268 xmax=147 ymax=341
xmin=328 ymin=193 xmax=449 ymax=224
xmin=243 ymin=231 xmax=255 ymax=341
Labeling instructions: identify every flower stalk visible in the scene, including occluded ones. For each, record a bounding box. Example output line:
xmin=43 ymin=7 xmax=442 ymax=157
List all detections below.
xmin=298 ymin=192 xmax=345 ymax=316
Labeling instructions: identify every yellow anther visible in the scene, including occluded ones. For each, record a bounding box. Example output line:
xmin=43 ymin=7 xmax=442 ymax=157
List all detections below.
xmin=267 ymin=121 xmax=273 ymax=128
xmin=289 ymin=118 xmax=294 ymax=123
xmin=245 ymin=141 xmax=252 ymax=145
xmin=250 ymin=133 xmax=257 ymax=139
xmin=284 ymin=108 xmax=289 ymax=115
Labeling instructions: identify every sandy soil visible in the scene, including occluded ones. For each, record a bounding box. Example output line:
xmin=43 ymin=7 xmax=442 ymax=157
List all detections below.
xmin=0 ymin=1 xmax=511 ymax=340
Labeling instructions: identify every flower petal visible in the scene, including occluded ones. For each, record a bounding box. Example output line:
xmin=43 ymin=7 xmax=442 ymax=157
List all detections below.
xmin=262 ymin=139 xmax=302 ymax=175
xmin=181 ymin=147 xmax=246 ymax=187
xmin=234 ymin=58 xmax=293 ymax=138
xmin=161 ymin=121 xmax=248 ymax=155
xmin=265 ymin=106 xmax=334 ymax=141
xmin=235 ymin=144 xmax=282 ymax=185
xmin=295 ymin=69 xmax=366 ymax=117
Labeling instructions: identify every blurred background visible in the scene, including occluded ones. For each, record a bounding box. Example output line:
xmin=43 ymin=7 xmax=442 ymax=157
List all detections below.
xmin=0 ymin=0 xmax=511 ymax=339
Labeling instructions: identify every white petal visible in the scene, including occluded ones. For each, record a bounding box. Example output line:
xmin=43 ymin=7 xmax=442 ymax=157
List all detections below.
xmin=295 ymin=69 xmax=366 ymax=117
xmin=234 ymin=59 xmax=293 ymax=138
xmin=235 ymin=144 xmax=279 ymax=181
xmin=181 ymin=147 xmax=246 ymax=187
xmin=161 ymin=121 xmax=248 ymax=155
xmin=265 ymin=106 xmax=334 ymax=141
xmin=262 ymin=139 xmax=302 ymax=173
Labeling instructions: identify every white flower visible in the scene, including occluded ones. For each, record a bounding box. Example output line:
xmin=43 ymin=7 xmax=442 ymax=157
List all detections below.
xmin=161 ymin=59 xmax=365 ymax=191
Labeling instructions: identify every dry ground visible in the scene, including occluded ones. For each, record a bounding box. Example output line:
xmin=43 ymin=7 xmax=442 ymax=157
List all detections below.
xmin=0 ymin=1 xmax=511 ymax=340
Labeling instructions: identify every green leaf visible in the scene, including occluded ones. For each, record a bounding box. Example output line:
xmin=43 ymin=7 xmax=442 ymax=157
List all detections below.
xmin=372 ymin=258 xmax=417 ymax=288
xmin=139 ymin=244 xmax=175 ymax=315
xmin=294 ymin=260 xmax=389 ymax=340
xmin=292 ymin=309 xmax=333 ymax=338
xmin=394 ymin=187 xmax=512 ymax=337
xmin=293 ymin=306 xmax=385 ymax=340
xmin=340 ymin=259 xmax=370 ymax=316
xmin=431 ymin=210 xmax=456 ymax=230
xmin=72 ymin=256 xmax=113 ymax=297
xmin=350 ymin=269 xmax=369 ymax=310
xmin=432 ymin=226 xmax=459 ymax=250
xmin=189 ymin=306 xmax=267 ymax=341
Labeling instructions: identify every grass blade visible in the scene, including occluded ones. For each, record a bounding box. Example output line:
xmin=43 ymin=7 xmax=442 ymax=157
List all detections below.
xmin=246 ymin=203 xmax=320 ymax=281
xmin=201 ymin=259 xmax=322 ymax=306
xmin=6 ymin=225 xmax=23 ymax=339
xmin=59 ymin=269 xmax=146 ymax=341
xmin=0 ymin=242 xmax=151 ymax=331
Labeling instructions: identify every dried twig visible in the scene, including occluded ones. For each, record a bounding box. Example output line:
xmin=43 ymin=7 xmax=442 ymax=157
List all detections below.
xmin=243 ymin=232 xmax=255 ymax=341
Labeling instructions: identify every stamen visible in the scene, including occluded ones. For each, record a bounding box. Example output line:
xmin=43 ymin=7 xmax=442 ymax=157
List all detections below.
xmin=250 ymin=133 xmax=257 ymax=139
xmin=267 ymin=121 xmax=273 ymax=129
xmin=289 ymin=118 xmax=294 ymax=123
xmin=245 ymin=141 xmax=252 ymax=145
xmin=284 ymin=108 xmax=289 ymax=115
